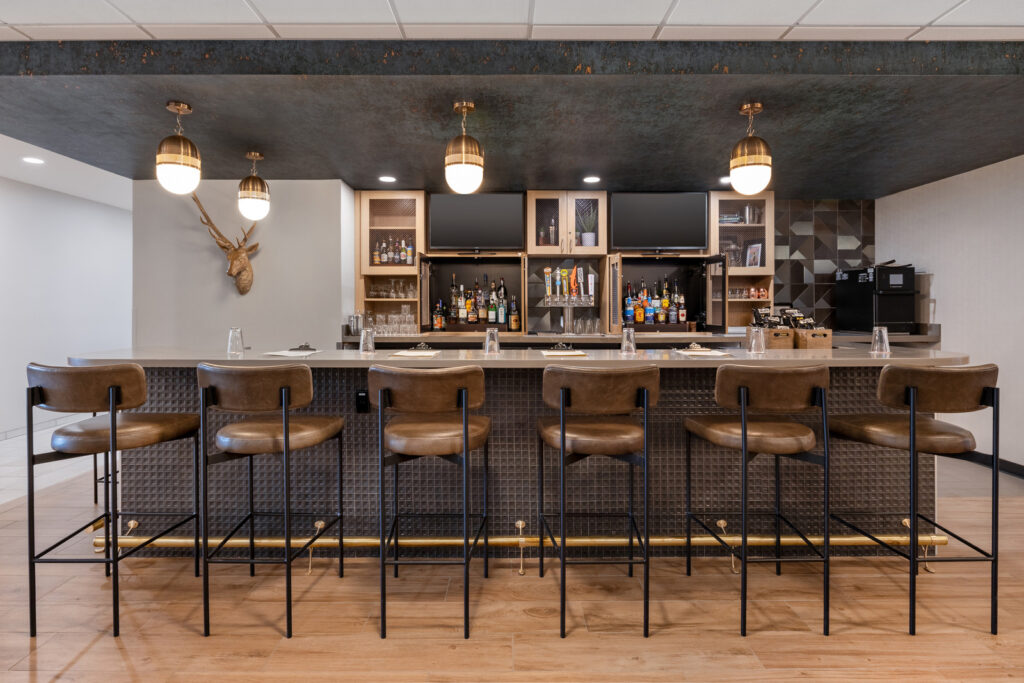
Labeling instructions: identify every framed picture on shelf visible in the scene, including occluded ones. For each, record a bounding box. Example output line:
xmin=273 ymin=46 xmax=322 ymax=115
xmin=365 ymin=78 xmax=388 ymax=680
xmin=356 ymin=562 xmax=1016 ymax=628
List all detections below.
xmin=743 ymin=238 xmax=766 ymax=267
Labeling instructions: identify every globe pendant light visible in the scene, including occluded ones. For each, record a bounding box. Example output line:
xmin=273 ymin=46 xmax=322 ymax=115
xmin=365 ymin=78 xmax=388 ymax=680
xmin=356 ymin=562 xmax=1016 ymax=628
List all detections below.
xmin=729 ymin=102 xmax=772 ymax=196
xmin=155 ymin=101 xmax=202 ymax=195
xmin=444 ymin=101 xmax=484 ymax=194
xmin=238 ymin=151 xmax=270 ymax=221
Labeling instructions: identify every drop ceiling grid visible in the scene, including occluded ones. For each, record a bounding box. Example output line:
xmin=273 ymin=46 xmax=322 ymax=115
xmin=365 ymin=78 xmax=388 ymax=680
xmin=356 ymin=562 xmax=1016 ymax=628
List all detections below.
xmin=0 ymin=0 xmax=1019 ymax=41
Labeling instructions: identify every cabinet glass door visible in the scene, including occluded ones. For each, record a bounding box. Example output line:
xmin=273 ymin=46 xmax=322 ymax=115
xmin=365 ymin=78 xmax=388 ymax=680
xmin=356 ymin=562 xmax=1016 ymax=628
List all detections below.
xmin=527 ymin=191 xmax=565 ymax=255
xmin=702 ymin=255 xmax=728 ymax=333
xmin=568 ymin=191 xmax=607 ymax=255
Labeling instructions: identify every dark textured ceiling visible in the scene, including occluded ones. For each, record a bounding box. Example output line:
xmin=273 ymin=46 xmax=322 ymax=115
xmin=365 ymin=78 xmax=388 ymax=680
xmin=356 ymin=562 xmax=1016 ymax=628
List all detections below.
xmin=1 ymin=40 xmax=1023 ymax=199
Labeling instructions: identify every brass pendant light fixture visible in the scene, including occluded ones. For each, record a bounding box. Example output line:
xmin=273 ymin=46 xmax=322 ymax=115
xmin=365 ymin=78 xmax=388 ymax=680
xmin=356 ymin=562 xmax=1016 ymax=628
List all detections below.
xmin=237 ymin=151 xmax=270 ymax=221
xmin=155 ymin=101 xmax=202 ymax=195
xmin=729 ymin=102 xmax=772 ymax=196
xmin=444 ymin=101 xmax=484 ymax=194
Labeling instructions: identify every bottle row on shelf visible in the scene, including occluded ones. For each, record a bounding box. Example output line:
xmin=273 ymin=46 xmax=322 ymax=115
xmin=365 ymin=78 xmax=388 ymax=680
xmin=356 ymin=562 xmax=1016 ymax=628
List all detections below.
xmin=371 ymin=236 xmax=416 ymax=266
xmin=624 ymin=277 xmax=686 ymax=326
xmin=432 ymin=273 xmax=522 ymax=331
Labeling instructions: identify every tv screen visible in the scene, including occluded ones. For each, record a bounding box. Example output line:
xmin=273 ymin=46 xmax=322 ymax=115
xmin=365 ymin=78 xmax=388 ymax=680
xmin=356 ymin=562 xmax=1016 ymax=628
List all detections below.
xmin=429 ymin=193 xmax=525 ymax=250
xmin=610 ymin=192 xmax=708 ymax=250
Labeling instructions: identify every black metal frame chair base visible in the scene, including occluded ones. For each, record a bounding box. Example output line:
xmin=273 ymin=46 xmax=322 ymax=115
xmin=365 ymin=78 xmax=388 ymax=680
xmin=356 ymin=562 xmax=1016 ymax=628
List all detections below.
xmin=27 ymin=385 xmax=199 ymax=638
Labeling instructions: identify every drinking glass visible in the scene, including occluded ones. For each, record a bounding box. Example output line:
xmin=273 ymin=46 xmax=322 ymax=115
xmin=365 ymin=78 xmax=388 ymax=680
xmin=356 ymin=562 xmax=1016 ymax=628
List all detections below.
xmin=747 ymin=326 xmax=766 ymax=354
xmin=870 ymin=325 xmax=891 ymax=356
xmin=227 ymin=327 xmax=244 ymax=359
xmin=483 ymin=327 xmax=501 ymax=354
xmin=359 ymin=329 xmax=375 ymax=353
xmin=621 ymin=327 xmax=637 ymax=355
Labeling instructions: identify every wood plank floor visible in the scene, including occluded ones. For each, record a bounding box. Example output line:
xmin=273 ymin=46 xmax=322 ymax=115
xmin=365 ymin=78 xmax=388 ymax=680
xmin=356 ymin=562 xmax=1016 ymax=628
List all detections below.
xmin=0 ymin=469 xmax=1019 ymax=682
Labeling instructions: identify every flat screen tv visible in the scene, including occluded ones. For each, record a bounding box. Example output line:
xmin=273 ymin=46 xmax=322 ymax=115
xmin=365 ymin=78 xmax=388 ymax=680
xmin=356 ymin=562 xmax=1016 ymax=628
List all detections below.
xmin=610 ymin=192 xmax=708 ymax=251
xmin=429 ymin=193 xmax=525 ymax=250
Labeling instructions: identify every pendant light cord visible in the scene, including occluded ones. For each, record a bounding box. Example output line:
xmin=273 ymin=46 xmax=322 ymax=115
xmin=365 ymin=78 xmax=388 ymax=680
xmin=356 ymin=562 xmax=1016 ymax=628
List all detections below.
xmin=174 ymin=112 xmax=184 ymax=136
xmin=461 ymin=107 xmax=468 ymax=136
xmin=746 ymin=109 xmax=755 ymax=137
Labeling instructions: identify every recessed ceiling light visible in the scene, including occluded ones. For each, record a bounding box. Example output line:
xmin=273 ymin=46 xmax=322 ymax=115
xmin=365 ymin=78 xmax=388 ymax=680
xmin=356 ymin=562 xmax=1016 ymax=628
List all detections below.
xmin=22 ymin=156 xmax=44 ymax=165
xmin=583 ymin=176 xmax=600 ymax=183
xmin=719 ymin=176 xmax=732 ymax=185
xmin=379 ymin=175 xmax=396 ymax=183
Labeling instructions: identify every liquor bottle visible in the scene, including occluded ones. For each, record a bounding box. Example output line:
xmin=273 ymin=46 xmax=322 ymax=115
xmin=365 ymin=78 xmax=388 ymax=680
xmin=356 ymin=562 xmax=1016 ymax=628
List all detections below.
xmin=661 ymin=277 xmax=670 ymax=310
xmin=645 ymin=295 xmax=656 ymax=325
xmin=672 ymin=279 xmax=681 ymax=306
xmin=393 ymin=238 xmax=402 ymax=264
xmin=678 ymin=293 xmax=687 ymax=322
xmin=458 ymin=285 xmax=467 ymax=321
xmin=467 ymin=292 xmax=478 ymax=323
xmin=488 ymin=296 xmax=497 ymax=323
xmin=381 ymin=239 xmax=390 ymax=263
xmin=406 ymin=238 xmax=414 ymax=265
xmin=639 ymin=277 xmax=647 ymax=301
xmin=400 ymin=239 xmax=407 ymax=264
xmin=623 ymin=281 xmax=634 ymax=325
xmin=449 ymin=274 xmax=460 ymax=323
xmin=547 ymin=217 xmax=556 ymax=246
xmin=509 ymin=296 xmax=521 ymax=331
xmin=372 ymin=241 xmax=381 ymax=265
xmin=476 ymin=278 xmax=486 ymax=322
xmin=433 ymin=300 xmax=445 ymax=330
xmin=497 ymin=277 xmax=507 ymax=302
xmin=497 ymin=295 xmax=507 ymax=324
xmin=635 ymin=294 xmax=645 ymax=324
xmin=668 ymin=299 xmax=678 ymax=324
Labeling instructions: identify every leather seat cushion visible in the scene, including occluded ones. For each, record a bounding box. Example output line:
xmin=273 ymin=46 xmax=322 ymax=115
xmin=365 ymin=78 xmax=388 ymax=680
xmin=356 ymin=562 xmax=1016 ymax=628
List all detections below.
xmin=684 ymin=415 xmax=816 ymax=455
xmin=216 ymin=416 xmax=344 ymax=455
xmin=831 ymin=414 xmax=975 ymax=455
xmin=537 ymin=416 xmax=644 ymax=456
xmin=384 ymin=413 xmax=491 ymax=457
xmin=52 ymin=413 xmax=199 ymax=454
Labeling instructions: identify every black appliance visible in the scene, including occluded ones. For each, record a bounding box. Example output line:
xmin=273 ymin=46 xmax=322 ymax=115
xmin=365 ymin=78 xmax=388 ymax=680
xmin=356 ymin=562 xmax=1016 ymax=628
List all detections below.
xmin=835 ymin=262 xmax=916 ymax=333
xmin=428 ymin=193 xmax=525 ymax=250
xmin=610 ymin=192 xmax=708 ymax=251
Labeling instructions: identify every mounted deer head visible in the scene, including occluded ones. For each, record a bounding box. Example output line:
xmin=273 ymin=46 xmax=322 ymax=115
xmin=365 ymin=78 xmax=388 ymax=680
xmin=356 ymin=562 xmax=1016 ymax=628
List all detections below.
xmin=190 ymin=192 xmax=259 ymax=295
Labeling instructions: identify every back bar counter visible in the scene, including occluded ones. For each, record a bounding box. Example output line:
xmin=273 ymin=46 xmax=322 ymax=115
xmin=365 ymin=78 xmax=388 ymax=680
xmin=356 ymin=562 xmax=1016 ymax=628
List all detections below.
xmin=70 ymin=347 xmax=968 ymax=557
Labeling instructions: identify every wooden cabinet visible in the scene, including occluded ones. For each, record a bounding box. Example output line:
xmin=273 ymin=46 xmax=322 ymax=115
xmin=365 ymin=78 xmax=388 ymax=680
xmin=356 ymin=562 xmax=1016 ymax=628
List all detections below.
xmin=526 ymin=191 xmax=607 ymax=256
xmin=708 ymin=190 xmax=775 ymax=328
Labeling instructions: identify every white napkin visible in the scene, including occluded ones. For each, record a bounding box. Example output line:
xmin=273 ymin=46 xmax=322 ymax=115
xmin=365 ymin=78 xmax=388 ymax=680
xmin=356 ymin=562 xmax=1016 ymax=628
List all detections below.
xmin=541 ymin=350 xmax=588 ymax=357
xmin=264 ymin=350 xmax=321 ymax=358
xmin=390 ymin=350 xmax=441 ymax=357
xmin=672 ymin=349 xmax=731 ymax=357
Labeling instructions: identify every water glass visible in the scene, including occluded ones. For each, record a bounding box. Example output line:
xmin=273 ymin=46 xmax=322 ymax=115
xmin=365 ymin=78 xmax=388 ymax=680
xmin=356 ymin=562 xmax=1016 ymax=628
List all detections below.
xmin=621 ymin=327 xmax=637 ymax=355
xmin=483 ymin=327 xmax=501 ymax=354
xmin=870 ymin=325 xmax=891 ymax=356
xmin=359 ymin=329 xmax=375 ymax=353
xmin=746 ymin=326 xmax=766 ymax=354
xmin=227 ymin=327 xmax=244 ymax=359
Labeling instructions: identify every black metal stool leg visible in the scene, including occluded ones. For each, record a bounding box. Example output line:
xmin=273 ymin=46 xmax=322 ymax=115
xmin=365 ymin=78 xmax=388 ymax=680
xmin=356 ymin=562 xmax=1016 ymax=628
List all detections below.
xmin=378 ymin=394 xmax=387 ymax=639
xmin=740 ymin=387 xmax=749 ymax=637
xmin=628 ymin=463 xmax=635 ymax=578
xmin=559 ymin=408 xmax=567 ymax=639
xmin=103 ymin=446 xmax=111 ymax=578
xmin=193 ymin=435 xmax=200 ymax=578
xmin=642 ymin=387 xmax=650 ymax=638
xmin=685 ymin=429 xmax=692 ymax=577
xmin=990 ymin=388 xmax=999 ymax=635
xmin=908 ymin=387 xmax=918 ymax=636
xmin=775 ymin=454 xmax=782 ymax=576
xmin=201 ymin=417 xmax=210 ymax=637
xmin=461 ymin=389 xmax=470 ymax=639
xmin=537 ymin=434 xmax=544 ymax=579
xmin=109 ymin=446 xmax=120 ymax=637
xmin=248 ymin=455 xmax=255 ymax=577
xmin=483 ymin=441 xmax=489 ymax=579
xmin=93 ymin=453 xmax=98 ymax=505
xmin=284 ymin=448 xmax=293 ymax=639
xmin=393 ymin=463 xmax=399 ymax=578
xmin=26 ymin=403 xmax=37 ymax=638
xmin=338 ymin=432 xmax=344 ymax=579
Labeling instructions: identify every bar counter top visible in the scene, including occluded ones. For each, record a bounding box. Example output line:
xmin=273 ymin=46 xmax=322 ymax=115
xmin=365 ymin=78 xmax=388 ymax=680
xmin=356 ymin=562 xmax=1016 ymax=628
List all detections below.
xmin=70 ymin=346 xmax=968 ymax=369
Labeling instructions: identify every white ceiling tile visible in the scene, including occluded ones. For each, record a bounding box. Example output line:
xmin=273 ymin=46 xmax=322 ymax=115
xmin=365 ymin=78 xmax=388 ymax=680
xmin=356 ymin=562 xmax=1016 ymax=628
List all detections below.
xmin=801 ymin=0 xmax=962 ymax=26
xmin=658 ymin=25 xmax=788 ymax=40
xmin=913 ymin=25 xmax=1024 ymax=39
xmin=0 ymin=25 xmax=26 ymax=40
xmin=249 ymin=0 xmax=395 ymax=24
xmin=0 ymin=0 xmax=128 ymax=24
xmin=533 ymin=0 xmax=672 ymax=25
xmin=404 ymin=23 xmax=529 ymax=39
xmin=935 ymin=0 xmax=1024 ymax=26
xmin=785 ymin=25 xmax=918 ymax=40
xmin=16 ymin=24 xmax=150 ymax=39
xmin=273 ymin=23 xmax=402 ymax=39
xmin=109 ymin=0 xmax=260 ymax=24
xmin=667 ymin=0 xmax=816 ymax=26
xmin=145 ymin=24 xmax=276 ymax=39
xmin=531 ymin=24 xmax=658 ymax=40
xmin=393 ymin=0 xmax=529 ymax=24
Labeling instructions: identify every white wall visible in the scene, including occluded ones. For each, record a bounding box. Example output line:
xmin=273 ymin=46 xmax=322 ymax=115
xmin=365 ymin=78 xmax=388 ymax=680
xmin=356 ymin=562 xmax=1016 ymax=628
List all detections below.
xmin=877 ymin=154 xmax=1024 ymax=463
xmin=0 ymin=176 xmax=132 ymax=435
xmin=132 ymin=179 xmax=351 ymax=352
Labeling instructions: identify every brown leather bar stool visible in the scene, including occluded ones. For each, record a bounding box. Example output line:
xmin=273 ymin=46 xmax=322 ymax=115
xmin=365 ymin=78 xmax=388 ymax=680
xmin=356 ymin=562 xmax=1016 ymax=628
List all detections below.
xmin=369 ymin=365 xmax=490 ymax=639
xmin=197 ymin=363 xmax=344 ymax=639
xmin=537 ymin=365 xmax=659 ymax=638
xmin=684 ymin=364 xmax=831 ymax=636
xmin=26 ymin=363 xmax=200 ymax=637
xmin=830 ymin=363 xmax=999 ymax=635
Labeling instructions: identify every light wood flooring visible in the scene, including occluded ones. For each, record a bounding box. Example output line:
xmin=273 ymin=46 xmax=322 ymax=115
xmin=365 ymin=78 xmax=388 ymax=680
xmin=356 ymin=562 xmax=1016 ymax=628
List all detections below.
xmin=0 ymin=466 xmax=1020 ymax=682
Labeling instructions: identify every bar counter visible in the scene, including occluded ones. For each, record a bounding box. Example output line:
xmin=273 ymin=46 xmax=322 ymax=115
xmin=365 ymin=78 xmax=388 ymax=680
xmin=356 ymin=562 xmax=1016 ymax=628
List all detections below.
xmin=69 ymin=346 xmax=968 ymax=558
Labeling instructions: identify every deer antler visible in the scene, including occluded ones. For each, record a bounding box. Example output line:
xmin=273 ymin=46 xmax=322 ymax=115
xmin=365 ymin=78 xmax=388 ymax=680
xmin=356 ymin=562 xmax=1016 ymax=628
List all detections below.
xmin=191 ymin=192 xmax=233 ymax=252
xmin=236 ymin=222 xmax=257 ymax=248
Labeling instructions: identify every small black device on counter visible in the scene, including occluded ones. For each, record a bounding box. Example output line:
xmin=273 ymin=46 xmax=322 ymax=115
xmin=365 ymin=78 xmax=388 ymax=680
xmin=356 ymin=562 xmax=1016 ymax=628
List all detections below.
xmin=835 ymin=261 xmax=917 ymax=333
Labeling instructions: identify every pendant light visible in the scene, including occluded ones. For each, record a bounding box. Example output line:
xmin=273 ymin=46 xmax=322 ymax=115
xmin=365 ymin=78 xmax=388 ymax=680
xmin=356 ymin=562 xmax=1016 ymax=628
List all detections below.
xmin=444 ymin=101 xmax=484 ymax=194
xmin=155 ymin=101 xmax=202 ymax=195
xmin=729 ymin=102 xmax=772 ymax=196
xmin=238 ymin=151 xmax=270 ymax=221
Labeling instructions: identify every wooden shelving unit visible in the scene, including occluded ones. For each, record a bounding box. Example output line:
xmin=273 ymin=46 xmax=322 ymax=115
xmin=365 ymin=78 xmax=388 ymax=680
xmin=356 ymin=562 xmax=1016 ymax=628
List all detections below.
xmin=708 ymin=190 xmax=775 ymax=328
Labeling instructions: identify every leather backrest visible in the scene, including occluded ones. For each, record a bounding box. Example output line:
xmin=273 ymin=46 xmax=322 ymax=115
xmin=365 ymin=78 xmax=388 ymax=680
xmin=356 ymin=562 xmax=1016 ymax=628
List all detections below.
xmin=368 ymin=365 xmax=485 ymax=412
xmin=878 ymin=364 xmax=998 ymax=413
xmin=715 ymin=364 xmax=828 ymax=412
xmin=196 ymin=363 xmax=313 ymax=411
xmin=542 ymin=365 xmax=660 ymax=414
xmin=26 ymin=362 xmax=147 ymax=413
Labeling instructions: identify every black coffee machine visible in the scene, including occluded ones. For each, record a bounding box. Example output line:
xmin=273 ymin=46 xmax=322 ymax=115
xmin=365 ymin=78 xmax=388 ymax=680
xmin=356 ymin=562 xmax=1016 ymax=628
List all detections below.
xmin=835 ymin=261 xmax=917 ymax=333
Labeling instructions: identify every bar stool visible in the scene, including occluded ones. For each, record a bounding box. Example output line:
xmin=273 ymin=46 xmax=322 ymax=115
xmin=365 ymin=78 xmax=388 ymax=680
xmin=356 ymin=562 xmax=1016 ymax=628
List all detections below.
xmin=684 ymin=364 xmax=831 ymax=636
xmin=26 ymin=362 xmax=200 ymax=637
xmin=197 ymin=363 xmax=344 ymax=638
xmin=830 ymin=363 xmax=999 ymax=635
xmin=369 ymin=365 xmax=490 ymax=639
xmin=537 ymin=365 xmax=659 ymax=638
